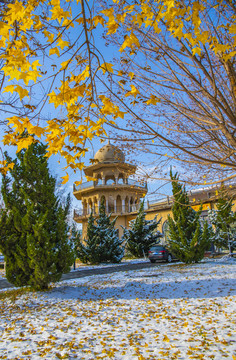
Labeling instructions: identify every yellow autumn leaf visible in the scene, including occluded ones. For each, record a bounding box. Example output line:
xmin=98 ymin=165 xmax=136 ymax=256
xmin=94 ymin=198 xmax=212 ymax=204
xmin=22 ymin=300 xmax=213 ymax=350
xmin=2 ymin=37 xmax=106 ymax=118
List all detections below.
xmin=93 ymin=15 xmax=105 ymax=27
xmin=61 ymin=172 xmax=69 ymax=184
xmin=192 ymin=46 xmax=201 ymax=56
xmin=49 ymin=47 xmax=60 ymax=56
xmin=31 ymin=126 xmax=45 ymax=137
xmin=7 ymin=162 xmax=15 ymax=170
xmin=16 ymin=137 xmax=35 ymax=153
xmin=120 ymin=32 xmax=140 ymax=52
xmin=129 ymin=72 xmax=135 ymax=80
xmin=15 ymin=86 xmax=29 ymax=100
xmin=100 ymin=62 xmax=114 ymax=74
xmin=146 ymin=95 xmax=160 ymax=105
xmin=74 ymin=180 xmax=82 ymax=186
xmin=57 ymin=37 xmax=69 ymax=50
xmin=125 ymin=84 xmax=140 ymax=98
xmin=31 ymin=60 xmax=41 ymax=71
xmin=3 ymin=85 xmax=15 ymax=94
xmin=163 ymin=334 xmax=170 ymax=342
xmin=100 ymin=8 xmax=114 ymax=18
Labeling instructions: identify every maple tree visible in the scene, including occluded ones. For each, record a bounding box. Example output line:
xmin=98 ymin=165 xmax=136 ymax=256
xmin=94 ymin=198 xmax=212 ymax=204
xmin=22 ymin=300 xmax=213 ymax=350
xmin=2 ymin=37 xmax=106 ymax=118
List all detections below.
xmin=0 ymin=0 xmax=110 ymax=181
xmin=97 ymin=0 xmax=236 ymax=184
xmin=0 ymin=0 xmax=235 ymax=185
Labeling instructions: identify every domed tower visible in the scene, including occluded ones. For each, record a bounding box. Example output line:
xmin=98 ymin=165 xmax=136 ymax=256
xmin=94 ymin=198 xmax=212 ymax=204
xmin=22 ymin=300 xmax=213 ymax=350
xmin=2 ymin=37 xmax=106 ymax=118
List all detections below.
xmin=73 ymin=141 xmax=147 ymax=238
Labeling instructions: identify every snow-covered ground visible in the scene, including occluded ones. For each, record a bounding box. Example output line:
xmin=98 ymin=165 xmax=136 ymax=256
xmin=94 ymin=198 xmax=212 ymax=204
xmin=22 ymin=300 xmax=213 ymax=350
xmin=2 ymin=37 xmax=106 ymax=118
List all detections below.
xmin=0 ymin=258 xmax=236 ymax=359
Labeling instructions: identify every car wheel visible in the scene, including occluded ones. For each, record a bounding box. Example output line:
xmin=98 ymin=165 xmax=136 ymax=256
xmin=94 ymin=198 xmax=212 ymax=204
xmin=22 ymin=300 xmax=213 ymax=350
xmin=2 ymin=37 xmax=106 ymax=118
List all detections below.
xmin=150 ymin=259 xmax=156 ymax=263
xmin=167 ymin=254 xmax=172 ymax=263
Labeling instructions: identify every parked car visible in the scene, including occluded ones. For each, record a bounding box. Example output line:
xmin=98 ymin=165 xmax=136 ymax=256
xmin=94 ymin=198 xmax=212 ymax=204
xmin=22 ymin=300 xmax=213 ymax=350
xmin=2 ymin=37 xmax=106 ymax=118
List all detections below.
xmin=148 ymin=245 xmax=175 ymax=263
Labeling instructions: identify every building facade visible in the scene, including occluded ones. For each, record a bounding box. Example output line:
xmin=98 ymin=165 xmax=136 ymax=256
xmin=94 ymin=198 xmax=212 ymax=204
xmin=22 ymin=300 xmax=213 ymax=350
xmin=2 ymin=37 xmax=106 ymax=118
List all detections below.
xmin=73 ymin=143 xmax=236 ymax=240
xmin=73 ymin=142 xmax=147 ymax=238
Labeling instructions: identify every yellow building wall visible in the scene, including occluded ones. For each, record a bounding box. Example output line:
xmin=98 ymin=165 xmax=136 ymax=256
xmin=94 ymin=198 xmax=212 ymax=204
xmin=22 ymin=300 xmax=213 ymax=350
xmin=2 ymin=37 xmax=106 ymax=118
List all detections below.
xmin=145 ymin=209 xmax=171 ymax=233
xmin=80 ymin=197 xmax=236 ymax=240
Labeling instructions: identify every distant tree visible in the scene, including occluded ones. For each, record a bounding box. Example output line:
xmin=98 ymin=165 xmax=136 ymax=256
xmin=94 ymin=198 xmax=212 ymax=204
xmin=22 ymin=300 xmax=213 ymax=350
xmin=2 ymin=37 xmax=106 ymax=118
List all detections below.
xmin=0 ymin=141 xmax=79 ymax=290
xmin=123 ymin=201 xmax=162 ymax=258
xmin=208 ymin=186 xmax=236 ymax=254
xmin=167 ymin=170 xmax=211 ymax=264
xmin=78 ymin=198 xmax=124 ymax=264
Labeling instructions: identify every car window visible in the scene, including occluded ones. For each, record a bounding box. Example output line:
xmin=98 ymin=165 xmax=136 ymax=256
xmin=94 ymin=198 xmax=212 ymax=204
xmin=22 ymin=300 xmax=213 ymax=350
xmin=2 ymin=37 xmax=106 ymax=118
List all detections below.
xmin=150 ymin=246 xmax=164 ymax=251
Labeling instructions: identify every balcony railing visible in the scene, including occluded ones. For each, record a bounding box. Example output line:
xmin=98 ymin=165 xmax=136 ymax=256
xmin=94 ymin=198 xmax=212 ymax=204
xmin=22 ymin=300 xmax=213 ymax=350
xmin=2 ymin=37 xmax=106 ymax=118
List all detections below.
xmin=74 ymin=204 xmax=140 ymax=218
xmin=73 ymin=178 xmax=147 ymax=192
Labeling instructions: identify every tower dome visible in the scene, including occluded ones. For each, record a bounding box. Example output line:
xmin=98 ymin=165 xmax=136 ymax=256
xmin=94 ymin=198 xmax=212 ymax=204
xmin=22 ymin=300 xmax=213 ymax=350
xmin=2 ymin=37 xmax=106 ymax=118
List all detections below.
xmin=94 ymin=142 xmax=125 ymax=163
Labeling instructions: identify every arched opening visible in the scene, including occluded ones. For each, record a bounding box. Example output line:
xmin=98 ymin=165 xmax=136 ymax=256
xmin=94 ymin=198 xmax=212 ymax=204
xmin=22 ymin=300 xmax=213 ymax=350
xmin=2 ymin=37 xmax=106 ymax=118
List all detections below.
xmin=130 ymin=197 xmax=134 ymax=212
xmin=88 ymin=198 xmax=93 ymax=214
xmin=108 ymin=195 xmax=114 ymax=213
xmin=105 ymin=175 xmax=116 ymax=185
xmin=118 ymin=174 xmax=125 ymax=184
xmin=96 ymin=174 xmax=102 ymax=185
xmin=162 ymin=220 xmax=169 ymax=245
xmin=94 ymin=197 xmax=98 ymax=214
xmin=134 ymin=198 xmax=139 ymax=212
xmin=116 ymin=195 xmax=122 ymax=213
xmin=125 ymin=196 xmax=129 ymax=213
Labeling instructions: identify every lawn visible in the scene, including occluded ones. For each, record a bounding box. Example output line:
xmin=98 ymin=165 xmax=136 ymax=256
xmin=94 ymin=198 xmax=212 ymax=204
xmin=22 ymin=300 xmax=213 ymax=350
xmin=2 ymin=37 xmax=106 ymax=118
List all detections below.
xmin=0 ymin=258 xmax=236 ymax=360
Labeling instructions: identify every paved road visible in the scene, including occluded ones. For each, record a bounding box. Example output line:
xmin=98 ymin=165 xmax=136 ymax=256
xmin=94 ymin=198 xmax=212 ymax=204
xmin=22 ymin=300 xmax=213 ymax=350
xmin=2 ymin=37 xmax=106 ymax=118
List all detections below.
xmin=0 ymin=261 xmax=161 ymax=290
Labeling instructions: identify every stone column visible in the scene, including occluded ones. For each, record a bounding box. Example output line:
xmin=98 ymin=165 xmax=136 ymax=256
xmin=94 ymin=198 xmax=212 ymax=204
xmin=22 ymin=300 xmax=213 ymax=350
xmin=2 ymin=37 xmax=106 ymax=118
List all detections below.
xmin=102 ymin=177 xmax=105 ymax=185
xmin=106 ymin=199 xmax=109 ymax=213
xmin=114 ymin=198 xmax=117 ymax=213
xmin=83 ymin=201 xmax=86 ymax=215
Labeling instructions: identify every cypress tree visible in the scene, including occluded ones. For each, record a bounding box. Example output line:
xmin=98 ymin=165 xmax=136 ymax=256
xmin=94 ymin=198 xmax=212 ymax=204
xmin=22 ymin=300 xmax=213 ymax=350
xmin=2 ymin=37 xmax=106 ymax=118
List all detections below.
xmin=123 ymin=201 xmax=162 ymax=258
xmin=208 ymin=186 xmax=236 ymax=254
xmin=0 ymin=141 xmax=79 ymax=290
xmin=78 ymin=198 xmax=124 ymax=264
xmin=167 ymin=170 xmax=211 ymax=264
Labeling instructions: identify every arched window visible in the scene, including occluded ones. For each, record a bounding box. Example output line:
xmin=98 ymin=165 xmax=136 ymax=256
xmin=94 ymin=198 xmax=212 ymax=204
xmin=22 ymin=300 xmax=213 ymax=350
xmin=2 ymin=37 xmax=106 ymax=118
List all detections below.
xmin=105 ymin=175 xmax=115 ymax=185
xmin=88 ymin=198 xmax=93 ymax=214
xmin=130 ymin=197 xmax=134 ymax=212
xmin=125 ymin=196 xmax=129 ymax=213
xmin=94 ymin=198 xmax=98 ymax=214
xmin=118 ymin=174 xmax=125 ymax=184
xmin=162 ymin=220 xmax=169 ymax=245
xmin=116 ymin=195 xmax=122 ymax=213
xmin=96 ymin=174 xmax=102 ymax=185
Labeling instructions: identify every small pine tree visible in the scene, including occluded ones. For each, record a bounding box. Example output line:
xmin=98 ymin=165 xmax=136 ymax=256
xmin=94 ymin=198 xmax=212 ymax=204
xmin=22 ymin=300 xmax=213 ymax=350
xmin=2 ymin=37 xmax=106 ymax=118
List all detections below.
xmin=0 ymin=141 xmax=79 ymax=290
xmin=208 ymin=186 xmax=236 ymax=254
xmin=78 ymin=198 xmax=124 ymax=264
xmin=123 ymin=201 xmax=162 ymax=258
xmin=167 ymin=170 xmax=211 ymax=264
xmin=77 ymin=211 xmax=101 ymax=264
